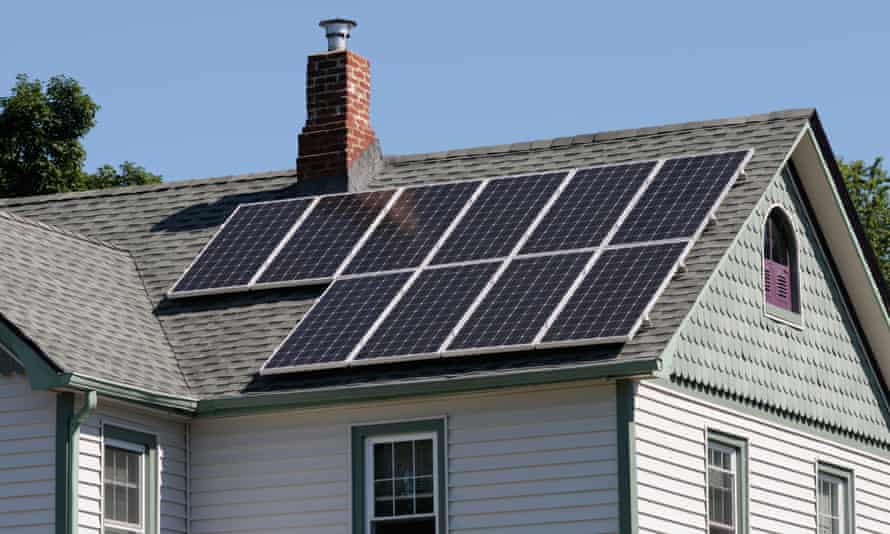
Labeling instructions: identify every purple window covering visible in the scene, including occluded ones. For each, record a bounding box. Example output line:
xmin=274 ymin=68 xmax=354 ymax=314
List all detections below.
xmin=764 ymin=258 xmax=792 ymax=310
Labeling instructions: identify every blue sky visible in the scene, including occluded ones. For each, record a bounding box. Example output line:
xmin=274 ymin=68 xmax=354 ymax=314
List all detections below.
xmin=2 ymin=1 xmax=888 ymax=181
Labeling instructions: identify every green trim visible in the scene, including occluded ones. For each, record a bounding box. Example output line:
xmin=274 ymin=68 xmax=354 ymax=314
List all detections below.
xmin=616 ymin=380 xmax=637 ymax=534
xmin=200 ymin=359 xmax=658 ymax=417
xmin=103 ymin=425 xmax=159 ymax=534
xmin=707 ymin=430 xmax=749 ymax=534
xmin=0 ymin=318 xmax=63 ymax=390
xmin=55 ymin=393 xmax=75 ymax=534
xmin=0 ymin=348 xmax=24 ymax=374
xmin=351 ymin=419 xmax=447 ymax=534
xmin=63 ymin=374 xmax=197 ymax=413
xmin=816 ymin=462 xmax=855 ymax=534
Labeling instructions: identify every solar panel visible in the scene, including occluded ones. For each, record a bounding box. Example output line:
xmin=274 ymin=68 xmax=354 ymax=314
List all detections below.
xmin=172 ymin=199 xmax=313 ymax=294
xmin=342 ymin=181 xmax=481 ymax=275
xmin=521 ymin=161 xmax=656 ymax=254
xmin=541 ymin=242 xmax=686 ymax=343
xmin=256 ymin=190 xmax=396 ymax=285
xmin=356 ymin=262 xmax=500 ymax=360
xmin=611 ymin=151 xmax=748 ymax=244
xmin=446 ymin=252 xmax=591 ymax=352
xmin=262 ymin=272 xmax=411 ymax=371
xmin=431 ymin=172 xmax=566 ymax=264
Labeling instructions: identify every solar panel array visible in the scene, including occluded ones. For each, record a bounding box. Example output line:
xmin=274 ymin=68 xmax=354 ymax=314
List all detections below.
xmin=166 ymin=149 xmax=751 ymax=374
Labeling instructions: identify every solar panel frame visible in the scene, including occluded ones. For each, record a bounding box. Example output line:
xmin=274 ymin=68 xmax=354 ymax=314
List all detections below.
xmin=611 ymin=150 xmax=751 ymax=244
xmin=341 ymin=180 xmax=485 ymax=275
xmin=353 ymin=261 xmax=502 ymax=364
xmin=167 ymin=197 xmax=316 ymax=298
xmin=443 ymin=251 xmax=592 ymax=356
xmin=534 ymin=148 xmax=753 ymax=347
xmin=519 ymin=161 xmax=658 ymax=254
xmin=251 ymin=148 xmax=753 ymax=374
xmin=537 ymin=241 xmax=688 ymax=346
xmin=251 ymin=189 xmax=401 ymax=288
xmin=260 ymin=271 xmax=413 ymax=374
xmin=430 ymin=171 xmax=568 ymax=265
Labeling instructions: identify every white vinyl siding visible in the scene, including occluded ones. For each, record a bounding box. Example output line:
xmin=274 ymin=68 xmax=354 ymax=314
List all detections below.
xmin=189 ymin=381 xmax=618 ymax=534
xmin=636 ymin=382 xmax=890 ymax=534
xmin=0 ymin=372 xmax=56 ymax=534
xmin=77 ymin=400 xmax=188 ymax=534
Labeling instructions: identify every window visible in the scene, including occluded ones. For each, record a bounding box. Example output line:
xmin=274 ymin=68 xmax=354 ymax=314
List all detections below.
xmin=817 ymin=464 xmax=854 ymax=534
xmin=763 ymin=205 xmax=800 ymax=318
xmin=352 ymin=420 xmax=446 ymax=534
xmin=707 ymin=432 xmax=748 ymax=534
xmin=103 ymin=426 xmax=158 ymax=534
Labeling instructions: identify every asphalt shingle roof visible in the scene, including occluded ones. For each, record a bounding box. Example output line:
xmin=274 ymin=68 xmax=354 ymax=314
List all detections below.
xmin=0 ymin=109 xmax=813 ymax=400
xmin=0 ymin=211 xmax=189 ymax=395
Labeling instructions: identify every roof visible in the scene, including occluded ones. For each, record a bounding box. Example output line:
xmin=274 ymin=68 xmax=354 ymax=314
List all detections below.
xmin=0 ymin=109 xmax=814 ymax=400
xmin=0 ymin=211 xmax=189 ymax=395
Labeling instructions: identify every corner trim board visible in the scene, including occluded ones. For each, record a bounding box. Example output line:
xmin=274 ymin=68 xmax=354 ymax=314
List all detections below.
xmin=616 ymin=379 xmax=637 ymax=534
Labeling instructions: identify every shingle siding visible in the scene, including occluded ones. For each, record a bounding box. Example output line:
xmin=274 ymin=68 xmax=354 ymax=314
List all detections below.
xmin=0 ymin=373 xmax=55 ymax=533
xmin=667 ymin=163 xmax=890 ymax=444
xmin=190 ymin=382 xmax=618 ymax=534
xmin=636 ymin=382 xmax=890 ymax=534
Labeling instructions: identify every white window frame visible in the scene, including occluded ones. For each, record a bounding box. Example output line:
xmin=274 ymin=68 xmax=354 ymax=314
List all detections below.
xmin=707 ymin=441 xmax=738 ymax=534
xmin=816 ymin=463 xmax=854 ymax=534
xmin=103 ymin=438 xmax=147 ymax=534
xmin=364 ymin=431 xmax=439 ymax=534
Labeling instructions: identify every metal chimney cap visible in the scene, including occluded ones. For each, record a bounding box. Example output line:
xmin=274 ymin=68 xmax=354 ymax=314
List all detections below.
xmin=319 ymin=18 xmax=357 ymax=51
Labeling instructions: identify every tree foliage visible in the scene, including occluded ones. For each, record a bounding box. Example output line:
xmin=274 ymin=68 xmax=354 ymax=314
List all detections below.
xmin=0 ymin=74 xmax=160 ymax=197
xmin=839 ymin=157 xmax=890 ymax=282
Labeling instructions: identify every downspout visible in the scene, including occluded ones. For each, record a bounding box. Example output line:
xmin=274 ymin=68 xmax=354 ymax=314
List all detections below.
xmin=62 ymin=390 xmax=97 ymax=534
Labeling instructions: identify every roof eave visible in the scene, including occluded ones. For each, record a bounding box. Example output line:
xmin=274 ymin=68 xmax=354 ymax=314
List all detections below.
xmin=197 ymin=357 xmax=660 ymax=418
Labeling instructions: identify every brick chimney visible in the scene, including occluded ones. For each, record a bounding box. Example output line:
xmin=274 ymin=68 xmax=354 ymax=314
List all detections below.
xmin=297 ymin=19 xmax=381 ymax=193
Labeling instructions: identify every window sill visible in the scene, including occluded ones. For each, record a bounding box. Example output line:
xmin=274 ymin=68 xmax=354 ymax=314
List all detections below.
xmin=764 ymin=303 xmax=803 ymax=329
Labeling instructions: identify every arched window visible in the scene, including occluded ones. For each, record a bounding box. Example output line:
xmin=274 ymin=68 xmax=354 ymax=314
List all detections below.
xmin=763 ymin=207 xmax=799 ymax=314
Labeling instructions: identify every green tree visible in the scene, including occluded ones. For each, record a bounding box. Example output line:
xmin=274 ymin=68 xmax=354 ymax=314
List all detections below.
xmin=83 ymin=161 xmax=161 ymax=189
xmin=839 ymin=157 xmax=890 ymax=282
xmin=0 ymin=74 xmax=160 ymax=197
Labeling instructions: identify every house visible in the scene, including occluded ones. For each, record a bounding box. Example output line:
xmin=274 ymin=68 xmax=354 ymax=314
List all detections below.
xmin=0 ymin=18 xmax=888 ymax=534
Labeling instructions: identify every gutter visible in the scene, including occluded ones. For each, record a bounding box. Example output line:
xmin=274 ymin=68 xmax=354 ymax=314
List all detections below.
xmin=56 ymin=390 xmax=97 ymax=534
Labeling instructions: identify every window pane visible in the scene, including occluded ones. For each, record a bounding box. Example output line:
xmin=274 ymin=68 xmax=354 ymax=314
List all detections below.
xmin=127 ymin=453 xmax=140 ymax=485
xmin=114 ymin=483 xmax=127 ymax=523
xmin=104 ymin=483 xmax=114 ymax=521
xmin=372 ymin=517 xmax=435 ymax=534
xmin=415 ymin=439 xmax=433 ymax=476
xmin=374 ymin=443 xmax=393 ymax=479
xmin=394 ymin=495 xmax=413 ymax=516
xmin=374 ymin=480 xmax=393 ymax=517
xmin=416 ymin=496 xmax=434 ymax=514
xmin=394 ymin=441 xmax=413 ymax=479
xmin=127 ymin=486 xmax=140 ymax=524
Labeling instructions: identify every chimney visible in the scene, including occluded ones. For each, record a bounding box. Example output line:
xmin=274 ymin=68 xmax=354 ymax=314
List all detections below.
xmin=297 ymin=18 xmax=381 ymax=193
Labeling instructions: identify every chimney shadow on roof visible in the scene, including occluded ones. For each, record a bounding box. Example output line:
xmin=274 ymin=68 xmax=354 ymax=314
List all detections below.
xmin=151 ymin=181 xmax=305 ymax=234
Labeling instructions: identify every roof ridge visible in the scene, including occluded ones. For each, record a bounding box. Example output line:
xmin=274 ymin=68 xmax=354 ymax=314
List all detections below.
xmin=0 ymin=210 xmax=125 ymax=252
xmin=0 ymin=168 xmax=298 ymax=207
xmin=383 ymin=108 xmax=815 ymax=164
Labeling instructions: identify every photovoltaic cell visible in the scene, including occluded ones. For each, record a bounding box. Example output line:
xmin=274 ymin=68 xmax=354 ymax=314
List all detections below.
xmin=431 ymin=172 xmax=566 ymax=264
xmin=542 ymin=242 xmax=686 ymax=342
xmin=357 ymin=262 xmax=500 ymax=360
xmin=521 ymin=161 xmax=656 ymax=254
xmin=172 ymin=199 xmax=312 ymax=293
xmin=343 ymin=181 xmax=481 ymax=274
xmin=263 ymin=272 xmax=411 ymax=369
xmin=611 ymin=151 xmax=748 ymax=244
xmin=257 ymin=190 xmax=396 ymax=284
xmin=447 ymin=252 xmax=591 ymax=351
